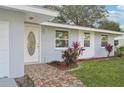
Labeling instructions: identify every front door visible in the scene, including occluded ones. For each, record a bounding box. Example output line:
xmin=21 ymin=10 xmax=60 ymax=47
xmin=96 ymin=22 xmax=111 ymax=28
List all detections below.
xmin=24 ymin=24 xmax=40 ymax=63
xmin=0 ymin=21 xmax=9 ymax=77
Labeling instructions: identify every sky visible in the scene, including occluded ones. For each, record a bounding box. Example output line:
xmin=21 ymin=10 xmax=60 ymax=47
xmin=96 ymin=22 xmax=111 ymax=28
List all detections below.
xmin=106 ymin=5 xmax=124 ymax=30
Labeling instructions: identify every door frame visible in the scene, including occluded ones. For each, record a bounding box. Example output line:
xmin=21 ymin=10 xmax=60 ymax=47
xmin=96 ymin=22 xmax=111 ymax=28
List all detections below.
xmin=39 ymin=25 xmax=42 ymax=63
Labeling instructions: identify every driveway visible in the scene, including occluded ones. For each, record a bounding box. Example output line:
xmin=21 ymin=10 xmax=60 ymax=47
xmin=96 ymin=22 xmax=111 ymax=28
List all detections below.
xmin=0 ymin=78 xmax=17 ymax=87
xmin=16 ymin=64 xmax=83 ymax=87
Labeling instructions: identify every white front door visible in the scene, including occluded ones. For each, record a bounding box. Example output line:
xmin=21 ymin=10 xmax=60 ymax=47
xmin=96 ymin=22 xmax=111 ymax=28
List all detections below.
xmin=24 ymin=24 xmax=40 ymax=63
xmin=0 ymin=21 xmax=9 ymax=78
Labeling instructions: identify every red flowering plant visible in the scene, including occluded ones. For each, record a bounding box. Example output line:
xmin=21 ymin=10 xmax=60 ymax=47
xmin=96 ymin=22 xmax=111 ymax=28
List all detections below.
xmin=105 ymin=43 xmax=113 ymax=57
xmin=62 ymin=42 xmax=85 ymax=66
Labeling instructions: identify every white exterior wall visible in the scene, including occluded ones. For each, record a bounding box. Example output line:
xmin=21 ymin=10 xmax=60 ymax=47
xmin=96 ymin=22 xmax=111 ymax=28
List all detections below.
xmin=118 ymin=39 xmax=124 ymax=46
xmin=40 ymin=26 xmax=116 ymax=63
xmin=115 ymin=35 xmax=124 ymax=47
xmin=78 ymin=30 xmax=95 ymax=59
xmin=40 ymin=26 xmax=79 ymax=63
xmin=0 ymin=8 xmax=25 ymax=78
xmin=94 ymin=32 xmax=115 ymax=57
xmin=0 ymin=21 xmax=9 ymax=77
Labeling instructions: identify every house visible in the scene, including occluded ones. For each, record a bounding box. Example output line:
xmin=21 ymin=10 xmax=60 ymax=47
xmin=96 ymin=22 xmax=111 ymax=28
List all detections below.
xmin=0 ymin=5 xmax=124 ymax=78
xmin=0 ymin=5 xmax=58 ymax=78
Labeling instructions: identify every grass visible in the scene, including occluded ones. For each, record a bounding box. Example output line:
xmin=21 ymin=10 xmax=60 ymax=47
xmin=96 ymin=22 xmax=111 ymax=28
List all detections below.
xmin=70 ymin=57 xmax=124 ymax=87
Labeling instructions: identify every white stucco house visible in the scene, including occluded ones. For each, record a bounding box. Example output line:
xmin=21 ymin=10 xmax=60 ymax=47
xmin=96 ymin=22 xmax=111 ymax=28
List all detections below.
xmin=0 ymin=5 xmax=124 ymax=78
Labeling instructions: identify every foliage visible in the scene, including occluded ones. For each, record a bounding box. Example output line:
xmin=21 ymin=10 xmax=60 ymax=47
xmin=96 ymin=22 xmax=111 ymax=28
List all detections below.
xmin=43 ymin=5 xmax=60 ymax=11
xmin=62 ymin=42 xmax=85 ymax=66
xmin=45 ymin=5 xmax=108 ymax=28
xmin=51 ymin=60 xmax=60 ymax=64
xmin=115 ymin=47 xmax=123 ymax=57
xmin=105 ymin=43 xmax=113 ymax=57
xmin=71 ymin=57 xmax=124 ymax=87
xmin=98 ymin=20 xmax=121 ymax=31
xmin=115 ymin=46 xmax=124 ymax=57
xmin=119 ymin=46 xmax=124 ymax=51
xmin=44 ymin=5 xmax=121 ymax=31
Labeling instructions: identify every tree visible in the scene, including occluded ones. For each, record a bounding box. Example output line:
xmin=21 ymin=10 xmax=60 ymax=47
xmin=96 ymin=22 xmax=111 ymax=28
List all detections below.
xmin=44 ymin=5 xmax=108 ymax=28
xmin=43 ymin=5 xmax=60 ymax=11
xmin=98 ymin=20 xmax=121 ymax=31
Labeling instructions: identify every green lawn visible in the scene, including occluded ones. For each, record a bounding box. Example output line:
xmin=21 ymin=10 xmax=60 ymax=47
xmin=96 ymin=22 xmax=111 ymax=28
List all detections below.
xmin=70 ymin=57 xmax=124 ymax=87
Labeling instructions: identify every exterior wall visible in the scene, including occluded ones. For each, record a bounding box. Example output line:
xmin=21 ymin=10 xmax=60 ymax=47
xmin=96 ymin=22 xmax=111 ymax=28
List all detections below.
xmin=40 ymin=26 xmax=115 ymax=63
xmin=115 ymin=35 xmax=124 ymax=47
xmin=0 ymin=8 xmax=25 ymax=78
xmin=118 ymin=39 xmax=124 ymax=46
xmin=94 ymin=32 xmax=115 ymax=57
xmin=0 ymin=21 xmax=9 ymax=77
xmin=78 ymin=30 xmax=95 ymax=59
xmin=40 ymin=26 xmax=79 ymax=63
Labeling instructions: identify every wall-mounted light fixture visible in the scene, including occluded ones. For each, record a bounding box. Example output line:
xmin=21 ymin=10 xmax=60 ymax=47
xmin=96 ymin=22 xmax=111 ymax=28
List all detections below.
xmin=29 ymin=17 xmax=34 ymax=20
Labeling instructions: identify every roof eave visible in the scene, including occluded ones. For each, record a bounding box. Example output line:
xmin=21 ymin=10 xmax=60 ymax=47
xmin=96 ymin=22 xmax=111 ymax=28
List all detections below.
xmin=41 ymin=22 xmax=124 ymax=35
xmin=1 ymin=5 xmax=59 ymax=17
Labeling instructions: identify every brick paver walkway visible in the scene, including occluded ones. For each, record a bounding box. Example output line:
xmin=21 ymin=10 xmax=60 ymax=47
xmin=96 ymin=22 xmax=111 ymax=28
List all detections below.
xmin=24 ymin=64 xmax=83 ymax=87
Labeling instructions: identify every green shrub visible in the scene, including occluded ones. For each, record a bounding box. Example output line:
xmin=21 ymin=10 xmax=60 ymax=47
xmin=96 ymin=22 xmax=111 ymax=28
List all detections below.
xmin=119 ymin=46 xmax=124 ymax=51
xmin=115 ymin=47 xmax=124 ymax=57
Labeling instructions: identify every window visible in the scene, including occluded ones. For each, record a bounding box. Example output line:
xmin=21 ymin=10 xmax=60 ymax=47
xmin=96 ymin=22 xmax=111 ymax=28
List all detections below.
xmin=114 ymin=40 xmax=119 ymax=46
xmin=27 ymin=32 xmax=36 ymax=56
xmin=101 ymin=35 xmax=108 ymax=47
xmin=84 ymin=33 xmax=90 ymax=47
xmin=56 ymin=30 xmax=69 ymax=48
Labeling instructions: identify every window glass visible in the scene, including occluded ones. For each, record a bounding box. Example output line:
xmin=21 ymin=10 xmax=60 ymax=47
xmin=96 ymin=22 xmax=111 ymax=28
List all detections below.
xmin=27 ymin=32 xmax=36 ymax=56
xmin=84 ymin=33 xmax=90 ymax=47
xmin=114 ymin=40 xmax=119 ymax=46
xmin=101 ymin=35 xmax=108 ymax=47
xmin=56 ymin=31 xmax=69 ymax=48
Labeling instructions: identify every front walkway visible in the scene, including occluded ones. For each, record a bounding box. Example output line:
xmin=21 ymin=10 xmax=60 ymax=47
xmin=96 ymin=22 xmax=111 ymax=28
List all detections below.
xmin=0 ymin=78 xmax=17 ymax=87
xmin=24 ymin=64 xmax=83 ymax=87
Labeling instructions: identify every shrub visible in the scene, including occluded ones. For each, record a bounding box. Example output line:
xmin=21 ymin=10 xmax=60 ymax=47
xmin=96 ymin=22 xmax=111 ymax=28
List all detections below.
xmin=62 ymin=42 xmax=85 ymax=66
xmin=119 ymin=46 xmax=124 ymax=51
xmin=51 ymin=60 xmax=60 ymax=63
xmin=115 ymin=47 xmax=122 ymax=57
xmin=115 ymin=46 xmax=124 ymax=57
xmin=105 ymin=43 xmax=113 ymax=57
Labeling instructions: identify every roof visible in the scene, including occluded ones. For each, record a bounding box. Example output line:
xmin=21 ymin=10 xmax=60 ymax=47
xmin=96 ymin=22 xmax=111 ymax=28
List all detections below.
xmin=0 ymin=5 xmax=58 ymax=17
xmin=41 ymin=22 xmax=124 ymax=35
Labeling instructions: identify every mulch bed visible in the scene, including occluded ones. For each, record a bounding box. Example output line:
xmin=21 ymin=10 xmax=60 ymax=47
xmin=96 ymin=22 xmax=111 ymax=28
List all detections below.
xmin=48 ymin=62 xmax=66 ymax=70
xmin=48 ymin=62 xmax=79 ymax=71
xmin=48 ymin=56 xmax=116 ymax=70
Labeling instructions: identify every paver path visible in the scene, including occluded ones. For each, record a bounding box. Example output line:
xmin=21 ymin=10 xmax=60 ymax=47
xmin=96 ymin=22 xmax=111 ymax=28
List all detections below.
xmin=24 ymin=64 xmax=83 ymax=87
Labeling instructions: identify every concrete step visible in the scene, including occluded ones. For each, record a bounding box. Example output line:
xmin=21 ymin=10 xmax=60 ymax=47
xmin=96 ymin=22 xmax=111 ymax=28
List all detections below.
xmin=0 ymin=78 xmax=17 ymax=87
